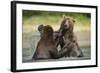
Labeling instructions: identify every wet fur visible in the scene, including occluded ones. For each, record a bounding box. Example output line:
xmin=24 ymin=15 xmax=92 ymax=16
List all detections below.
xmin=59 ymin=16 xmax=83 ymax=57
xmin=32 ymin=25 xmax=68 ymax=60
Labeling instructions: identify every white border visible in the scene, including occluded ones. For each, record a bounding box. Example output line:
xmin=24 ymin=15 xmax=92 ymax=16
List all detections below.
xmin=16 ymin=3 xmax=96 ymax=70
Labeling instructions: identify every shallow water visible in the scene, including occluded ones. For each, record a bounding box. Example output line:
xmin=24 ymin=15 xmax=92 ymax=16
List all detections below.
xmin=22 ymin=34 xmax=91 ymax=63
xmin=22 ymin=39 xmax=91 ymax=63
xmin=22 ymin=47 xmax=91 ymax=63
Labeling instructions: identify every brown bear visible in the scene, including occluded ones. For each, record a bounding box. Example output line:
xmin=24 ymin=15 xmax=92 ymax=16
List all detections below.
xmin=38 ymin=24 xmax=64 ymax=49
xmin=59 ymin=16 xmax=83 ymax=57
xmin=32 ymin=25 xmax=68 ymax=60
xmin=37 ymin=16 xmax=83 ymax=57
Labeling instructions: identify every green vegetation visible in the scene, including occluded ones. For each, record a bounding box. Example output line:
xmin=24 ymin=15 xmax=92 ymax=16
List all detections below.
xmin=22 ymin=10 xmax=91 ymax=32
xmin=22 ymin=10 xmax=91 ymax=48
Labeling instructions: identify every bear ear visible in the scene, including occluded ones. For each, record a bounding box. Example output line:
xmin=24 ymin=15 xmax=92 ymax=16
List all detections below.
xmin=73 ymin=19 xmax=75 ymax=23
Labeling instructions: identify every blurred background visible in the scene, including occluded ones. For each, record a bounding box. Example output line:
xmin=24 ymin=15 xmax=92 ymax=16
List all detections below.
xmin=22 ymin=10 xmax=91 ymax=62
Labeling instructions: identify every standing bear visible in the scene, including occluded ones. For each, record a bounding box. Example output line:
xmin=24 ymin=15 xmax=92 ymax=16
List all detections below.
xmin=59 ymin=16 xmax=83 ymax=57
